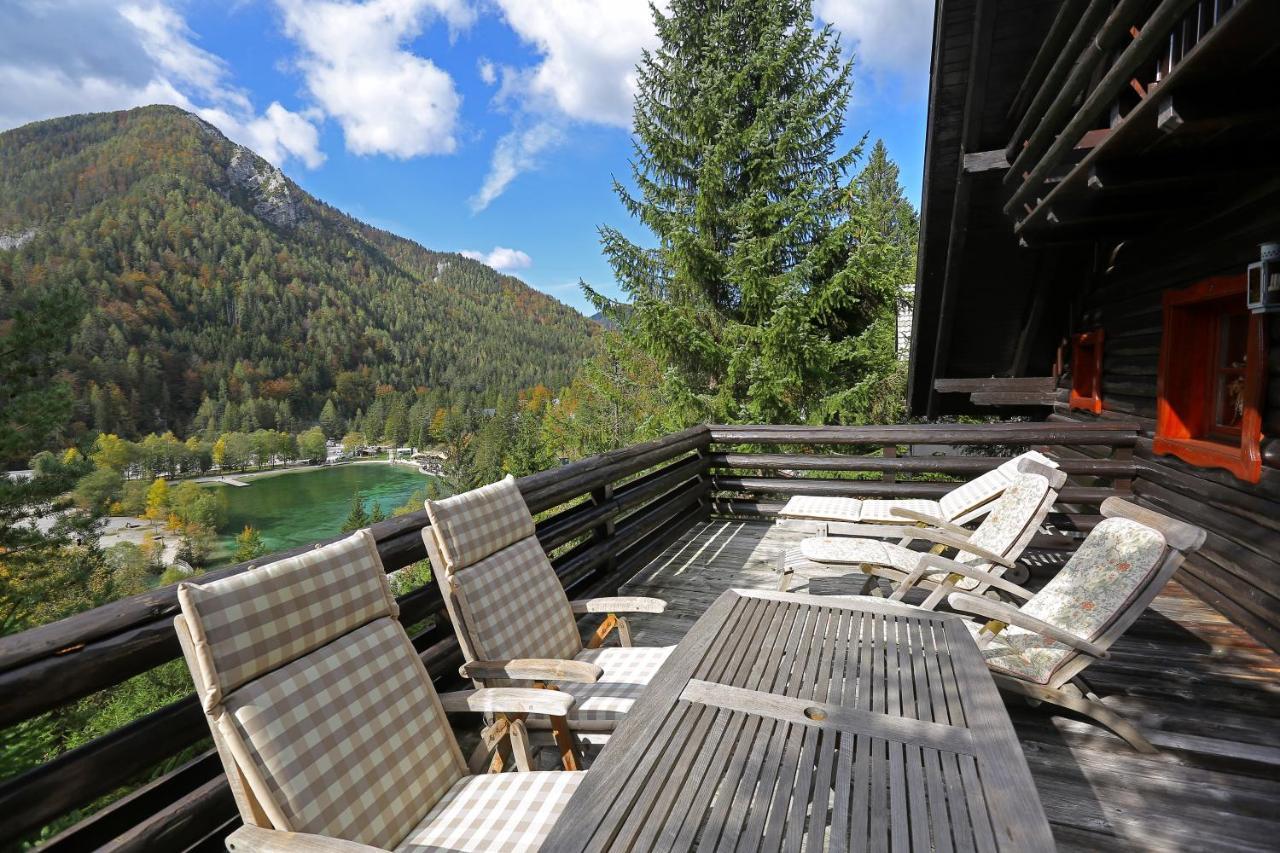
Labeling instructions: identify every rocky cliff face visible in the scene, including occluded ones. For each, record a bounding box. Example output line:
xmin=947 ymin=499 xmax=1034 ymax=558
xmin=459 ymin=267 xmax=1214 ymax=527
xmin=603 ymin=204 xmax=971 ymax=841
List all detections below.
xmin=0 ymin=228 xmax=37 ymax=250
xmin=226 ymin=147 xmax=305 ymax=228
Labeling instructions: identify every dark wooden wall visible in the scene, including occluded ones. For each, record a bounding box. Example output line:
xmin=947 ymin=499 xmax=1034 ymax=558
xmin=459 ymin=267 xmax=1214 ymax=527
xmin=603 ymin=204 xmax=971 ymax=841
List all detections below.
xmin=1053 ymin=190 xmax=1280 ymax=652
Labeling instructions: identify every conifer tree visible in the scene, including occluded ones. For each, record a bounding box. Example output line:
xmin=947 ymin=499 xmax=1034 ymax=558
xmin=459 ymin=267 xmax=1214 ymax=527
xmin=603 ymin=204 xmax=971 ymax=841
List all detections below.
xmin=590 ymin=0 xmax=905 ymax=424
xmin=319 ymin=399 xmax=343 ymax=440
xmin=341 ymin=491 xmax=369 ymax=532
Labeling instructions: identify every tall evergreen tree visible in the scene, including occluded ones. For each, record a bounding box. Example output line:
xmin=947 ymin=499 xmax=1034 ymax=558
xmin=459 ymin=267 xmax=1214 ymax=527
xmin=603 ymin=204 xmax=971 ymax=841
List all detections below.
xmin=589 ymin=0 xmax=904 ymax=424
xmin=318 ymin=399 xmax=343 ymax=440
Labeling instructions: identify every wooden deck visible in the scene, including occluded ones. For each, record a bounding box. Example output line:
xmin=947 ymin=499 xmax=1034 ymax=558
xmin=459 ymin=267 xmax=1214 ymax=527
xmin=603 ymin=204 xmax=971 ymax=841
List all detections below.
xmin=618 ymin=519 xmax=1280 ymax=853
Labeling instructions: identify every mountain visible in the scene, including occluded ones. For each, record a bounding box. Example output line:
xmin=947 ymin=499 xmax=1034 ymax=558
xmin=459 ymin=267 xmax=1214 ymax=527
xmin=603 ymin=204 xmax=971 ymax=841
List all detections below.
xmin=0 ymin=106 xmax=596 ymax=439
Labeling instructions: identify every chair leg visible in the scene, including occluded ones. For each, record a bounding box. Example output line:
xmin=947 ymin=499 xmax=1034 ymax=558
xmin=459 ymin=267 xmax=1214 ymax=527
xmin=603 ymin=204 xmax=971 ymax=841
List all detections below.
xmin=993 ymin=675 xmax=1158 ymax=754
xmin=776 ymin=553 xmax=793 ymax=591
xmin=550 ymin=714 xmax=584 ymax=770
xmin=616 ymin=616 xmax=632 ymax=647
xmin=508 ymin=720 xmax=532 ymax=772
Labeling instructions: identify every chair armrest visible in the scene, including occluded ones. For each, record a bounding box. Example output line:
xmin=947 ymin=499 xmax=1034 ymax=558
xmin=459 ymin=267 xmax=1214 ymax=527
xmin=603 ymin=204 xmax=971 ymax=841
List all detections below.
xmin=888 ymin=507 xmax=972 ymax=538
xmin=459 ymin=658 xmax=602 ymax=683
xmin=910 ymin=554 xmax=1034 ymax=599
xmin=570 ymin=596 xmax=666 ymax=614
xmin=897 ymin=528 xmax=1016 ymax=568
xmin=226 ymin=825 xmax=390 ymax=852
xmin=947 ymin=593 xmax=1111 ymax=660
xmin=439 ymin=687 xmax=576 ymax=717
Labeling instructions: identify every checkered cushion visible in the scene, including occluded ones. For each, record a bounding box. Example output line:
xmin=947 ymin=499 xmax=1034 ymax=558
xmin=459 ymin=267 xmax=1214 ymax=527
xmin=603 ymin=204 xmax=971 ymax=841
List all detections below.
xmin=778 ymin=495 xmax=866 ymax=523
xmin=566 ymin=645 xmax=675 ymax=726
xmin=974 ymin=518 xmax=1166 ymax=684
xmin=450 ymin=536 xmax=581 ymax=665
xmin=939 ymin=449 xmax=1058 ymax=521
xmin=178 ymin=530 xmax=396 ymax=707
xmin=425 ymin=475 xmax=535 ymax=571
xmin=396 ymin=770 xmax=583 ymax=853
xmin=227 ymin=618 xmax=461 ymax=847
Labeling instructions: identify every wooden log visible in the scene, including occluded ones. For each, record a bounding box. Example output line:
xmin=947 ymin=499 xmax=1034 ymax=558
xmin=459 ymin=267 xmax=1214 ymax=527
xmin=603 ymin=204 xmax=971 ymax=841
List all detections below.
xmin=0 ymin=696 xmax=206 ymax=844
xmin=709 ymin=476 xmax=1118 ymax=504
xmin=706 ymin=453 xmax=1134 ymax=477
xmin=93 ymin=774 xmax=235 ymax=853
xmin=933 ymin=377 xmax=1057 ymax=393
xmin=708 ymin=423 xmax=1139 ymax=446
xmin=38 ymin=751 xmax=222 ymax=852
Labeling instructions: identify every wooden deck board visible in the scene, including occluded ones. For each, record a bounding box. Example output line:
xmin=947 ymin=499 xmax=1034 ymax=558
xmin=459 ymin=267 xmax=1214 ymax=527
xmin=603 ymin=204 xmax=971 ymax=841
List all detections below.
xmin=619 ymin=519 xmax=1280 ymax=853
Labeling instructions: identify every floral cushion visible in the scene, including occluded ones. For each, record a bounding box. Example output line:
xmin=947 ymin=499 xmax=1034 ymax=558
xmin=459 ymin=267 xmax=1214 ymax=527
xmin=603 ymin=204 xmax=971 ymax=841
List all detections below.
xmin=799 ymin=538 xmax=921 ymax=572
xmin=778 ymin=496 xmax=867 ymax=523
xmin=938 ymin=450 xmax=1057 ymax=521
xmin=958 ymin=473 xmax=1050 ymax=566
xmin=972 ymin=517 xmax=1167 ymax=684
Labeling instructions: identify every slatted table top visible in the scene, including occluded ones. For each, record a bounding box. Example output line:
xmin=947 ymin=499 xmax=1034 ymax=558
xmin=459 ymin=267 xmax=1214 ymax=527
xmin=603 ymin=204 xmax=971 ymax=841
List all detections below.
xmin=542 ymin=588 xmax=1053 ymax=852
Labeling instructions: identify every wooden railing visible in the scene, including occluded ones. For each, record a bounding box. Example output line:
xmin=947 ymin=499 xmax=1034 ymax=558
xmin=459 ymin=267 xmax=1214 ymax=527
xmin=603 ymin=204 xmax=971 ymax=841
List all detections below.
xmin=705 ymin=422 xmax=1139 ymax=546
xmin=0 ymin=426 xmax=713 ymax=850
xmin=0 ymin=420 xmax=1141 ymax=849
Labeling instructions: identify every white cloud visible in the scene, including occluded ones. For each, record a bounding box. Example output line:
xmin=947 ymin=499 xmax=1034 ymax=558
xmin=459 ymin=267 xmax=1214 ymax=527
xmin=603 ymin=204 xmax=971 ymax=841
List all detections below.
xmin=0 ymin=0 xmax=323 ymax=168
xmin=477 ymin=58 xmax=497 ymax=85
xmin=490 ymin=0 xmax=660 ymax=127
xmin=470 ymin=121 xmax=562 ymax=212
xmin=816 ymin=0 xmax=934 ymax=88
xmin=275 ymin=0 xmax=471 ymax=158
xmin=460 ymin=246 xmax=533 ymax=272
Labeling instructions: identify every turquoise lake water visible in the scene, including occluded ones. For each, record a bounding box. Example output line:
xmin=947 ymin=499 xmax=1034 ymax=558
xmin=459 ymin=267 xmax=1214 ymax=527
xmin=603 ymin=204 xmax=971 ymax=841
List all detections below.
xmin=206 ymin=463 xmax=438 ymax=563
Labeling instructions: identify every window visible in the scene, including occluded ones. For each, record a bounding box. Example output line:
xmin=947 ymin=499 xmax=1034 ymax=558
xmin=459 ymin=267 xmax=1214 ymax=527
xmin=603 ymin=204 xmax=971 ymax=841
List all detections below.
xmin=1068 ymin=329 xmax=1104 ymax=413
xmin=1154 ymin=275 xmax=1265 ymax=483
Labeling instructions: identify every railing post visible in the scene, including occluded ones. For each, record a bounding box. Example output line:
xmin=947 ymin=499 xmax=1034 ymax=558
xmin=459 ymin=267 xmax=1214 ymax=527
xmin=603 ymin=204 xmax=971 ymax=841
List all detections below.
xmin=882 ymin=444 xmax=897 ymax=484
xmin=590 ymin=484 xmax=617 ymax=579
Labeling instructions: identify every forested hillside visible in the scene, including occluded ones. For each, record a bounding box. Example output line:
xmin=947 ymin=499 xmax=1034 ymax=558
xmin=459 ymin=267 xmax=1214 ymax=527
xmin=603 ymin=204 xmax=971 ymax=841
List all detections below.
xmin=0 ymin=106 xmax=595 ymax=444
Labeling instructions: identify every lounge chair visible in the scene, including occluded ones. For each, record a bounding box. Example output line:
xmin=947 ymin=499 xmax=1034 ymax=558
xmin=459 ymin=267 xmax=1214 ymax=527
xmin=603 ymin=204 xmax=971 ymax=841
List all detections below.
xmin=173 ymin=530 xmax=583 ymax=853
xmin=423 ymin=475 xmax=673 ymax=747
xmin=935 ymin=497 xmax=1206 ymax=752
xmin=779 ymin=460 xmax=1067 ymax=609
xmin=778 ymin=449 xmax=1060 ymax=529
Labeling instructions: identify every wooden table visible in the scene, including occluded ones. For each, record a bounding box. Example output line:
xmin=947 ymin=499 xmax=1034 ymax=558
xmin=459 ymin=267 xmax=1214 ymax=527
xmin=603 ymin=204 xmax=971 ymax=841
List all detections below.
xmin=542 ymin=589 xmax=1054 ymax=852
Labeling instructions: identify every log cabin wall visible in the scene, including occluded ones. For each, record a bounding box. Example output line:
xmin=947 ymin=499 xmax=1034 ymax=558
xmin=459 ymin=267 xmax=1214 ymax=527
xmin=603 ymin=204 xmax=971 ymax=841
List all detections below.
xmin=1052 ymin=198 xmax=1280 ymax=652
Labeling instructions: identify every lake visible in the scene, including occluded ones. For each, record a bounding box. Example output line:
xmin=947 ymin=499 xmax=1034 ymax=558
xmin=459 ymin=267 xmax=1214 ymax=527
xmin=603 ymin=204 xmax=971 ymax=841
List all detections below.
xmin=206 ymin=463 xmax=440 ymax=563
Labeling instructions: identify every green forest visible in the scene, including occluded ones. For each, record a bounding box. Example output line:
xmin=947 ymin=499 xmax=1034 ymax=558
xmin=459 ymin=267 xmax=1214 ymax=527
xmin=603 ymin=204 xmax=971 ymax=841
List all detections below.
xmin=0 ymin=104 xmax=597 ymax=450
xmin=0 ymin=0 xmax=919 ymax=845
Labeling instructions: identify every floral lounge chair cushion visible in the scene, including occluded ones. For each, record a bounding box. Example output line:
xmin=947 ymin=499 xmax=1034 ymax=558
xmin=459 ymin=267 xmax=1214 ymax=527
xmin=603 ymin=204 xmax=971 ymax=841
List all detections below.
xmin=972 ymin=517 xmax=1167 ymax=684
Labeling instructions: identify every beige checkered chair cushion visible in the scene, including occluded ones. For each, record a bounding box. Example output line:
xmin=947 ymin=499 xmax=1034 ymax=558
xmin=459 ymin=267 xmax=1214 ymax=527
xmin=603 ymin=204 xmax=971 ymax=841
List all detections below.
xmin=425 ymin=475 xmax=673 ymax=730
xmin=779 ymin=450 xmax=1059 ymax=525
xmin=174 ymin=530 xmax=582 ymax=852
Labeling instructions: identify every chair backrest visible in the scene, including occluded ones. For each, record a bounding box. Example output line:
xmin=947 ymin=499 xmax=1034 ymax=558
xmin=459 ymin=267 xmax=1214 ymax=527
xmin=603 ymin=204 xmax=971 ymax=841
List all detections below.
xmin=1013 ymin=498 xmax=1205 ymax=687
xmin=953 ymin=460 xmax=1067 ymax=581
xmin=423 ymin=475 xmax=582 ymax=677
xmin=174 ymin=531 xmax=466 ymax=848
xmin=941 ymin=450 xmax=1060 ymax=523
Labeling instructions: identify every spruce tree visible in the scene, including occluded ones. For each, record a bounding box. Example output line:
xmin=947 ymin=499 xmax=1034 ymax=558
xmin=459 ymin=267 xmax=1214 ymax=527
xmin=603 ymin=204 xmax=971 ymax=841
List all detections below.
xmin=341 ymin=491 xmax=370 ymax=532
xmin=319 ymin=399 xmax=343 ymax=440
xmin=590 ymin=0 xmax=904 ymax=424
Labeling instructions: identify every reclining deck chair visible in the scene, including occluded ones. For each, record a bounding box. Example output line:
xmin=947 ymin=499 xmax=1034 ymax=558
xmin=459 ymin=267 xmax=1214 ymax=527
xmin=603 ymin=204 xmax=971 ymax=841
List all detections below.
xmin=778 ymin=449 xmax=1060 ymax=530
xmin=937 ymin=497 xmax=1206 ymax=753
xmin=174 ymin=529 xmax=583 ymax=853
xmin=779 ymin=460 xmax=1067 ymax=609
xmin=423 ymin=475 xmax=672 ymax=746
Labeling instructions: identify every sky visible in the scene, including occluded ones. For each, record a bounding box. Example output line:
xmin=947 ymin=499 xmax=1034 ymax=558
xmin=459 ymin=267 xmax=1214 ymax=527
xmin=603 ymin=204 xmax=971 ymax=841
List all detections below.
xmin=0 ymin=0 xmax=935 ymax=314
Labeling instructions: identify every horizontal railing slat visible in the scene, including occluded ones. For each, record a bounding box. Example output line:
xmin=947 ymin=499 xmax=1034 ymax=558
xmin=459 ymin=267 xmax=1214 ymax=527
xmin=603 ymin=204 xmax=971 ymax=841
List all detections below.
xmin=708 ymin=423 xmax=1139 ymax=445
xmin=707 ymin=452 xmax=1136 ymax=476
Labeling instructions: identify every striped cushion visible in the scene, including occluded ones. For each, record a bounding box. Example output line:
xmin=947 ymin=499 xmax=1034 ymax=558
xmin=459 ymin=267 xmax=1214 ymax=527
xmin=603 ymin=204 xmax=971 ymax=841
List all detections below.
xmin=778 ymin=495 xmax=864 ymax=523
xmin=228 ymin=618 xmax=461 ymax=847
xmin=939 ymin=449 xmax=1058 ymax=521
xmin=396 ymin=771 xmax=583 ymax=853
xmin=425 ymin=475 xmax=535 ymax=570
xmin=178 ymin=530 xmax=396 ymax=707
xmin=857 ymin=498 xmax=943 ymax=523
xmin=450 ymin=536 xmax=581 ymax=666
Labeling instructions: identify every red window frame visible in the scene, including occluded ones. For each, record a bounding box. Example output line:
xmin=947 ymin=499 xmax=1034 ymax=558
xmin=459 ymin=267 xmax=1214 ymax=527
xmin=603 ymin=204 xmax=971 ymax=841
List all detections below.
xmin=1068 ymin=329 xmax=1105 ymax=413
xmin=1154 ymin=275 xmax=1265 ymax=483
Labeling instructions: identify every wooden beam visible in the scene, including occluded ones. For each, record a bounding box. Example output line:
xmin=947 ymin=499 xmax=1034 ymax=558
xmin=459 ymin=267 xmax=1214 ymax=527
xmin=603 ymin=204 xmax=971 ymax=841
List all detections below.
xmin=933 ymin=377 xmax=1057 ymax=393
xmin=962 ymin=149 xmax=1010 ymax=173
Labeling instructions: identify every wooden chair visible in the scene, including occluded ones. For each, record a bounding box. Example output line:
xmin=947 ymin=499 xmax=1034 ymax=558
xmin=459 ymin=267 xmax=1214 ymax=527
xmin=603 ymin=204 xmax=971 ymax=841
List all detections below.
xmin=777 ymin=449 xmax=1060 ymax=529
xmin=173 ymin=530 xmax=583 ymax=853
xmin=938 ymin=498 xmax=1206 ymax=753
xmin=778 ymin=460 xmax=1067 ymax=610
xmin=422 ymin=475 xmax=672 ymax=751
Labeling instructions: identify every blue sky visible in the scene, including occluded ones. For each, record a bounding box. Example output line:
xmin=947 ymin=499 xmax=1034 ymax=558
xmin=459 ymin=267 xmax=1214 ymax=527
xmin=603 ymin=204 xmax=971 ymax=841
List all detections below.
xmin=0 ymin=0 xmax=935 ymax=314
